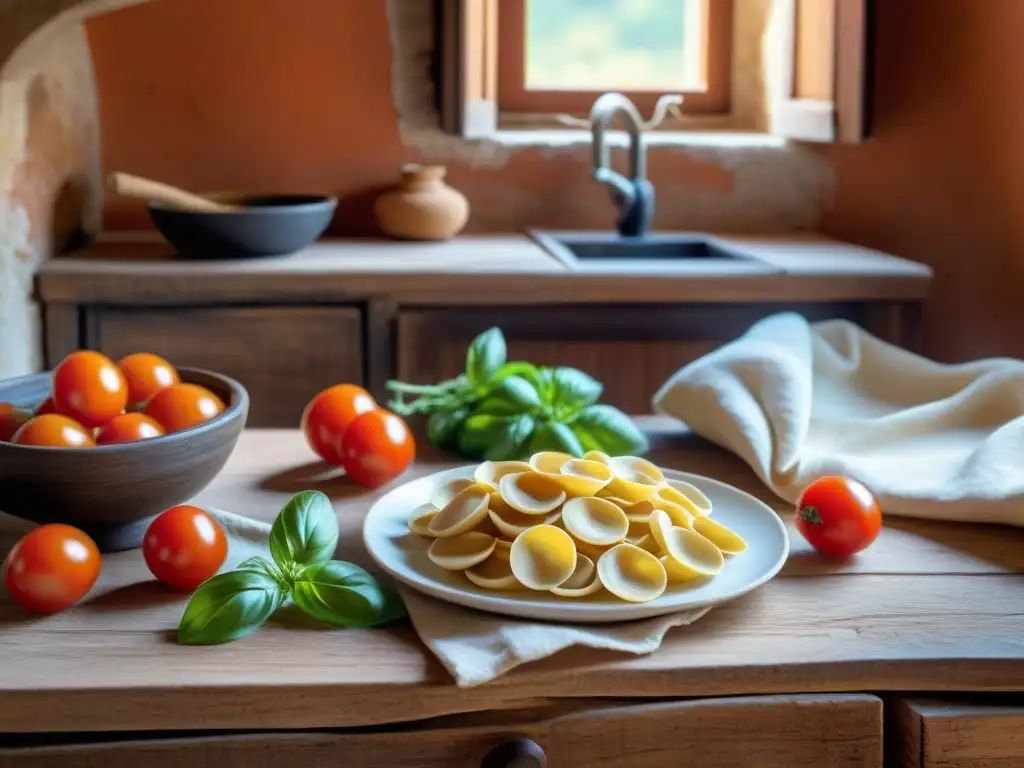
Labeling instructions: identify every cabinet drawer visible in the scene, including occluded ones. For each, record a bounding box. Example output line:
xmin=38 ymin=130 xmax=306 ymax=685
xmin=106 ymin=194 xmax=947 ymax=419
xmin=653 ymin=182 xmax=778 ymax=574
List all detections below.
xmin=397 ymin=304 xmax=864 ymax=415
xmin=889 ymin=698 xmax=1024 ymax=768
xmin=1 ymin=694 xmax=881 ymax=767
xmin=86 ymin=306 xmax=363 ymax=427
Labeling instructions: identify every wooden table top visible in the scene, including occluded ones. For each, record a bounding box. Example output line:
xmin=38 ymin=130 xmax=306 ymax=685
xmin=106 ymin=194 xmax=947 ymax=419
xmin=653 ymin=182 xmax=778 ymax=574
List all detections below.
xmin=2 ymin=418 xmax=1022 ymax=734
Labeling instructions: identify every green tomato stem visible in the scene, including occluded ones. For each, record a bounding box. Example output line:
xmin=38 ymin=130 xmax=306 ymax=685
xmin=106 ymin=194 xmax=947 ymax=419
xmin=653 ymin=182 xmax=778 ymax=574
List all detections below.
xmin=384 ymin=381 xmax=448 ymax=395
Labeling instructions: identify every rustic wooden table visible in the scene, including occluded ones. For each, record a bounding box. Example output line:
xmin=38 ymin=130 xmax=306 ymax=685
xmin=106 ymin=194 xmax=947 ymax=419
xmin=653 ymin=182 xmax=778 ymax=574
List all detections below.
xmin=2 ymin=418 xmax=1022 ymax=767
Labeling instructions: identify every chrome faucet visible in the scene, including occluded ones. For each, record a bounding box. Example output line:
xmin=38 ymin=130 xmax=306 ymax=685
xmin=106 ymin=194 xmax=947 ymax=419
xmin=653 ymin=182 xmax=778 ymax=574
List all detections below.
xmin=589 ymin=93 xmax=655 ymax=238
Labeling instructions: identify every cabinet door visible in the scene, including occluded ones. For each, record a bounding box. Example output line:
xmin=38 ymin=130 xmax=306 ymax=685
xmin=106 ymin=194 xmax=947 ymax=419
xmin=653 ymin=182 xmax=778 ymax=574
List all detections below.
xmin=1 ymin=694 xmax=881 ymax=767
xmin=889 ymin=698 xmax=1024 ymax=768
xmin=87 ymin=306 xmax=363 ymax=427
xmin=397 ymin=304 xmax=864 ymax=414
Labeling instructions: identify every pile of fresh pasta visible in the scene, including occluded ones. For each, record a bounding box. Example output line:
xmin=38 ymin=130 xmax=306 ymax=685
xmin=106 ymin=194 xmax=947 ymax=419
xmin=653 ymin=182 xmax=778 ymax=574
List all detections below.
xmin=407 ymin=450 xmax=749 ymax=604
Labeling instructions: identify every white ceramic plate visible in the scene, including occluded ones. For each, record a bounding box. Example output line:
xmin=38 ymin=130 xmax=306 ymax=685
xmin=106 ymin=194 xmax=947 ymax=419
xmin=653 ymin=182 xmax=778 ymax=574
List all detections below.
xmin=363 ymin=466 xmax=789 ymax=623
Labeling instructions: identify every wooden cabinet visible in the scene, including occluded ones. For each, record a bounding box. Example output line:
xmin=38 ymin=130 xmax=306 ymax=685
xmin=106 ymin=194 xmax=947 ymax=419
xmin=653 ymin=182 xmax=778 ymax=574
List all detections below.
xmin=82 ymin=305 xmax=363 ymax=427
xmin=396 ymin=303 xmax=869 ymax=414
xmin=888 ymin=698 xmax=1024 ymax=768
xmin=1 ymin=694 xmax=882 ymax=767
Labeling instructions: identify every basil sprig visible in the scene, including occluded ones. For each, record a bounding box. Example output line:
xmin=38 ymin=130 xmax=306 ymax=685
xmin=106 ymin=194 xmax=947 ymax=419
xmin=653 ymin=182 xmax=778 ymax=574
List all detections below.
xmin=386 ymin=327 xmax=648 ymax=461
xmin=179 ymin=491 xmax=404 ymax=645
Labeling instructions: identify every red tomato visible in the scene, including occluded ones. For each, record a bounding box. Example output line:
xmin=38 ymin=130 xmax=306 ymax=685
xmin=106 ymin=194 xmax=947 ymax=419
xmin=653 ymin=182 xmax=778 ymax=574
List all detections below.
xmin=118 ymin=353 xmax=180 ymax=406
xmin=52 ymin=351 xmax=128 ymax=428
xmin=35 ymin=397 xmax=57 ymax=416
xmin=0 ymin=403 xmax=31 ymax=442
xmin=795 ymin=476 xmax=882 ymax=558
xmin=144 ymin=384 xmax=225 ymax=433
xmin=143 ymin=505 xmax=227 ymax=590
xmin=301 ymin=384 xmax=377 ymax=465
xmin=339 ymin=409 xmax=415 ymax=488
xmin=2 ymin=524 xmax=101 ymax=613
xmin=13 ymin=414 xmax=95 ymax=448
xmin=96 ymin=412 xmax=166 ymax=445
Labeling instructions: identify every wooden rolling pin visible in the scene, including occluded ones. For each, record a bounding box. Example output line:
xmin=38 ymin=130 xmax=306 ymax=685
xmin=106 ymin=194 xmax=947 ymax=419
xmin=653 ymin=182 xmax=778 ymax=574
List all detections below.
xmin=107 ymin=172 xmax=242 ymax=213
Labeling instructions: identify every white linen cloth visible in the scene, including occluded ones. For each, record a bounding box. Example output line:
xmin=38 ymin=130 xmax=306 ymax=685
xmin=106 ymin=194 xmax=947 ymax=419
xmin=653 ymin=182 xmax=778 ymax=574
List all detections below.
xmin=209 ymin=511 xmax=710 ymax=688
xmin=652 ymin=312 xmax=1024 ymax=527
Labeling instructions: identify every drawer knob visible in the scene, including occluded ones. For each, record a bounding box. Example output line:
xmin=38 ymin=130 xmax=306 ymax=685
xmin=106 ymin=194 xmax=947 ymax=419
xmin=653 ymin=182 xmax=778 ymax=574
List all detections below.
xmin=481 ymin=738 xmax=547 ymax=768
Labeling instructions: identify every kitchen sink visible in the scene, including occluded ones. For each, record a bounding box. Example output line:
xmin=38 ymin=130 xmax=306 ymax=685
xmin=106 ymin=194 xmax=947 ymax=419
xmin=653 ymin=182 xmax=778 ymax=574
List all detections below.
xmin=530 ymin=230 xmax=765 ymax=271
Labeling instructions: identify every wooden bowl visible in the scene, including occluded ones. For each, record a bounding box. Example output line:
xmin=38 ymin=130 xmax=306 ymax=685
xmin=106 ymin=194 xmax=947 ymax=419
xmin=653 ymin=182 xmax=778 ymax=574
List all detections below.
xmin=0 ymin=368 xmax=248 ymax=552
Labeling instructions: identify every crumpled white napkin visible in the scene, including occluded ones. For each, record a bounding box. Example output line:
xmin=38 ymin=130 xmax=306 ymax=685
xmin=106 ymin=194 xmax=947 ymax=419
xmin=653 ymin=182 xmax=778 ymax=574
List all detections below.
xmin=652 ymin=312 xmax=1024 ymax=526
xmin=210 ymin=509 xmax=709 ymax=688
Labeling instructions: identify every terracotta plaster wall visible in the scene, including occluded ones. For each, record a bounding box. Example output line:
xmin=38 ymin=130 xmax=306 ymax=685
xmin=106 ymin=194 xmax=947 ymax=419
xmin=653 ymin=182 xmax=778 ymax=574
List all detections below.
xmin=85 ymin=0 xmax=832 ymax=235
xmin=822 ymin=0 xmax=1024 ymax=362
xmin=12 ymin=0 xmax=1021 ymax=376
xmin=0 ymin=0 xmax=832 ymax=378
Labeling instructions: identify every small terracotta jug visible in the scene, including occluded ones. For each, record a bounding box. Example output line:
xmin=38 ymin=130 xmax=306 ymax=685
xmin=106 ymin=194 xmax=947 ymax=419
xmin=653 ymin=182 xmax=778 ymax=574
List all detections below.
xmin=374 ymin=164 xmax=469 ymax=241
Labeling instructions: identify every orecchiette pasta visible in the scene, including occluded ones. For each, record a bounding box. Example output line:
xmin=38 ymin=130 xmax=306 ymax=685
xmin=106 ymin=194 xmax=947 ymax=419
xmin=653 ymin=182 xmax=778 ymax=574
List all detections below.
xmin=407 ymin=453 xmax=750 ymax=603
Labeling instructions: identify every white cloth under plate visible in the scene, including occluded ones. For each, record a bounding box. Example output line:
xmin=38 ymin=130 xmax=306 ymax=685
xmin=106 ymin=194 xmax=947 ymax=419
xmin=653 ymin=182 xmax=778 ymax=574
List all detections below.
xmin=209 ymin=510 xmax=710 ymax=688
xmin=652 ymin=312 xmax=1024 ymax=526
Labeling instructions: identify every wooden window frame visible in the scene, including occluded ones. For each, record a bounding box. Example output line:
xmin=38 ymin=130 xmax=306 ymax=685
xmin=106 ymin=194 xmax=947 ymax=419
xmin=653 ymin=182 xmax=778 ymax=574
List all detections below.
xmin=495 ymin=0 xmax=733 ymax=117
xmin=439 ymin=0 xmax=871 ymax=143
xmin=772 ymin=0 xmax=871 ymax=143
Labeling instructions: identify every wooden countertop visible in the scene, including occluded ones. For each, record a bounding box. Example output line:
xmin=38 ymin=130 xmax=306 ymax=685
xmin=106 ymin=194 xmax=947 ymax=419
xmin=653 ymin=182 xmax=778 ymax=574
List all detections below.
xmin=36 ymin=234 xmax=933 ymax=305
xmin=2 ymin=418 xmax=1022 ymax=734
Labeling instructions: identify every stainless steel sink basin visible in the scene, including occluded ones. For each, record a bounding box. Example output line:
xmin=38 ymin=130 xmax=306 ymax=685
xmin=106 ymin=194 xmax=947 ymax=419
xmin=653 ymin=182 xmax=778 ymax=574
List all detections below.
xmin=530 ymin=230 xmax=765 ymax=272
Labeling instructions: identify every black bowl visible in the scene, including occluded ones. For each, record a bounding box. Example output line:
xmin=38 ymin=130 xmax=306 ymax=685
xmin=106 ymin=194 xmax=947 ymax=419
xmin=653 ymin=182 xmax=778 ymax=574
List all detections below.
xmin=149 ymin=194 xmax=338 ymax=259
xmin=0 ymin=368 xmax=249 ymax=552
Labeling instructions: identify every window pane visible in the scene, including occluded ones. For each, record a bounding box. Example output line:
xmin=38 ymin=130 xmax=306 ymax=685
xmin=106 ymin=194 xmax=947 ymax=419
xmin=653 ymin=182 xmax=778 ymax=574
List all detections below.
xmin=524 ymin=0 xmax=703 ymax=92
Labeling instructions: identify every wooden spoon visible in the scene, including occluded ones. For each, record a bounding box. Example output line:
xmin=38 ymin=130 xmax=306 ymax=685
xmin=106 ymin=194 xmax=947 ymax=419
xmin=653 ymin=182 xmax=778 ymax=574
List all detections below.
xmin=107 ymin=172 xmax=243 ymax=213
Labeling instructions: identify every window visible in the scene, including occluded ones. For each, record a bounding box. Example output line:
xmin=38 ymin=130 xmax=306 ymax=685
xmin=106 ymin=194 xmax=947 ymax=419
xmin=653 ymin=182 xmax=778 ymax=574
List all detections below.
xmin=439 ymin=0 xmax=871 ymax=144
xmin=496 ymin=0 xmax=732 ymax=116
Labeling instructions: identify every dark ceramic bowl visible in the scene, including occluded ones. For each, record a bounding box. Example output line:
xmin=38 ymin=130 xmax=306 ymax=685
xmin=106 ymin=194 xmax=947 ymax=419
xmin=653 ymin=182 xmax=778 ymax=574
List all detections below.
xmin=148 ymin=194 xmax=338 ymax=259
xmin=0 ymin=368 xmax=248 ymax=552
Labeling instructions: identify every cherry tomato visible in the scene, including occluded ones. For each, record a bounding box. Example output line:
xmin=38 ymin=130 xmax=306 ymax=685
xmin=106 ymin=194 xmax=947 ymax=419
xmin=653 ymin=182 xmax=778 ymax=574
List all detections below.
xmin=95 ymin=412 xmax=166 ymax=445
xmin=2 ymin=524 xmax=101 ymax=613
xmin=0 ymin=403 xmax=31 ymax=442
xmin=35 ymin=396 xmax=57 ymax=416
xmin=301 ymin=384 xmax=377 ymax=465
xmin=339 ymin=409 xmax=415 ymax=488
xmin=52 ymin=351 xmax=128 ymax=428
xmin=144 ymin=384 xmax=225 ymax=433
xmin=795 ymin=476 xmax=882 ymax=558
xmin=13 ymin=414 xmax=95 ymax=448
xmin=118 ymin=353 xmax=180 ymax=407
xmin=143 ymin=505 xmax=227 ymax=590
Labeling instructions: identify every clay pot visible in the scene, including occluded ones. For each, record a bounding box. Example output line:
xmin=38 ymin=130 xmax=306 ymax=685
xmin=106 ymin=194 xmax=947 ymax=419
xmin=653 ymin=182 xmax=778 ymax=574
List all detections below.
xmin=375 ymin=164 xmax=469 ymax=241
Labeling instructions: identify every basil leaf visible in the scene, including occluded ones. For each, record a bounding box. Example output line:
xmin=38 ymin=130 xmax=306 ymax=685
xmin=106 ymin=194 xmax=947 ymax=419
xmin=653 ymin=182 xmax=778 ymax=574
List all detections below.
xmin=178 ymin=569 xmax=285 ymax=645
xmin=570 ymin=405 xmax=649 ymax=457
xmin=533 ymin=367 xmax=557 ymax=404
xmin=549 ymin=367 xmax=603 ymax=413
xmin=427 ymin=409 xmax=468 ymax=451
xmin=269 ymin=491 xmax=339 ymax=569
xmin=474 ymin=397 xmax=520 ymax=417
xmin=292 ymin=561 xmax=406 ymax=628
xmin=484 ymin=413 xmax=536 ymax=461
xmin=465 ymin=327 xmax=507 ymax=389
xmin=457 ymin=413 xmax=512 ymax=459
xmin=475 ymin=375 xmax=542 ymax=416
xmin=527 ymin=420 xmax=584 ymax=457
xmin=492 ymin=361 xmax=541 ymax=385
